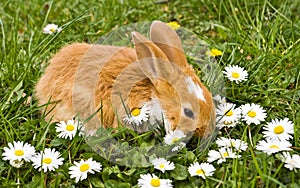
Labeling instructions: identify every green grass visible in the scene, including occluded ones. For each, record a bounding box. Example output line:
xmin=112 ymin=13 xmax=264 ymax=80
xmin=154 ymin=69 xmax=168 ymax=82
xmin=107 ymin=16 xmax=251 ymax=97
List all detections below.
xmin=0 ymin=0 xmax=300 ymax=187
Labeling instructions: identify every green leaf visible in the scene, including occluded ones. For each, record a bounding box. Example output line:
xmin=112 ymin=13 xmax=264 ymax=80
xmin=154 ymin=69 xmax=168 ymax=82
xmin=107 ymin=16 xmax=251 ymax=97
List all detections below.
xmin=50 ymin=138 xmax=65 ymax=147
xmin=186 ymin=151 xmax=196 ymax=163
xmin=102 ymin=167 xmax=111 ymax=182
xmin=24 ymin=174 xmax=43 ymax=188
xmin=104 ymin=180 xmax=131 ymax=188
xmin=123 ymin=168 xmax=136 ymax=176
xmin=170 ymin=164 xmax=188 ymax=180
xmin=90 ymin=176 xmax=105 ymax=188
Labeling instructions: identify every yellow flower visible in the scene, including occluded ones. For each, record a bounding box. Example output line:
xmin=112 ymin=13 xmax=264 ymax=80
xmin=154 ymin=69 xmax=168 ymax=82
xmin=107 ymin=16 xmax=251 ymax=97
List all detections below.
xmin=166 ymin=21 xmax=180 ymax=30
xmin=209 ymin=48 xmax=223 ymax=57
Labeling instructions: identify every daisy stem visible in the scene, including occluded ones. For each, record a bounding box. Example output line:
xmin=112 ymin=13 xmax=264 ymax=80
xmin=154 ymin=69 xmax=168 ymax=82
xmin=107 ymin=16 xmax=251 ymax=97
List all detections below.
xmin=68 ymin=140 xmax=72 ymax=163
xmin=232 ymin=83 xmax=235 ymax=98
xmin=68 ymin=149 xmax=72 ymax=163
xmin=249 ymin=146 xmax=263 ymax=181
xmin=17 ymin=168 xmax=20 ymax=188
xmin=88 ymin=177 xmax=92 ymax=188
xmin=247 ymin=125 xmax=254 ymax=147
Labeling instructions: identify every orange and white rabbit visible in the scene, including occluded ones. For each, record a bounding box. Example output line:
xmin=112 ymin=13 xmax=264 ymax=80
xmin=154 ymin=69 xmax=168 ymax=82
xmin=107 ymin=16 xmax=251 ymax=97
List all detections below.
xmin=35 ymin=21 xmax=215 ymax=136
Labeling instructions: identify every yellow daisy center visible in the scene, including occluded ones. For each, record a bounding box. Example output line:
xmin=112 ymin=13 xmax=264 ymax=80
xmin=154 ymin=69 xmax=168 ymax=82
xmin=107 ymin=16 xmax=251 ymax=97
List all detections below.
xmin=80 ymin=163 xmax=90 ymax=172
xmin=225 ymin=109 xmax=233 ymax=116
xmin=172 ymin=137 xmax=180 ymax=144
xmin=274 ymin=125 xmax=284 ymax=134
xmin=289 ymin=159 xmax=295 ymax=164
xmin=224 ymin=121 xmax=233 ymax=125
xmin=269 ymin=144 xmax=279 ymax=149
xmin=247 ymin=110 xmax=256 ymax=118
xmin=196 ymin=169 xmax=204 ymax=175
xmin=222 ymin=152 xmax=229 ymax=157
xmin=159 ymin=164 xmax=165 ymax=169
xmin=150 ymin=178 xmax=161 ymax=187
xmin=131 ymin=108 xmax=141 ymax=117
xmin=66 ymin=124 xmax=75 ymax=131
xmin=43 ymin=158 xmax=52 ymax=164
xmin=231 ymin=72 xmax=240 ymax=79
xmin=50 ymin=28 xmax=56 ymax=32
xmin=14 ymin=150 xmax=24 ymax=156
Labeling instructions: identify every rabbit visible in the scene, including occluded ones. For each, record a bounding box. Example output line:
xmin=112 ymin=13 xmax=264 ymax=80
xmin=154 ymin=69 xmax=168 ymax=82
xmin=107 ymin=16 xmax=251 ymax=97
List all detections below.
xmin=35 ymin=21 xmax=215 ymax=137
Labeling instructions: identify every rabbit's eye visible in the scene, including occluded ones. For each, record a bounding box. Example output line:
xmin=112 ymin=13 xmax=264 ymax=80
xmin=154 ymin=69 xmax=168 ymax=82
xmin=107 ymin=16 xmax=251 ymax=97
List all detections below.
xmin=184 ymin=108 xmax=194 ymax=119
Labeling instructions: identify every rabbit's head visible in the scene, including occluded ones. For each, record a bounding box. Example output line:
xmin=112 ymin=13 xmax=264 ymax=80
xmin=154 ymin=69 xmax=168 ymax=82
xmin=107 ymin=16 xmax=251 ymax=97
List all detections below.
xmin=114 ymin=21 xmax=215 ymax=137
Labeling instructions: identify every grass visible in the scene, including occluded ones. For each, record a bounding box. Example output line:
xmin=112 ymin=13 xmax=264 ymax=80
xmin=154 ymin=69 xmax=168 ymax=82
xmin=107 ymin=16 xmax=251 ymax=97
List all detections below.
xmin=0 ymin=0 xmax=300 ymax=187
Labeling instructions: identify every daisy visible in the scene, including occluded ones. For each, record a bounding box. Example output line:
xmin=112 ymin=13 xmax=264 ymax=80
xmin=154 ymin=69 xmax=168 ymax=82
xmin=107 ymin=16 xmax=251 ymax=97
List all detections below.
xmin=240 ymin=103 xmax=267 ymax=125
xmin=164 ymin=130 xmax=186 ymax=145
xmin=2 ymin=141 xmax=36 ymax=163
xmin=69 ymin=158 xmax=102 ymax=183
xmin=216 ymin=102 xmax=241 ymax=123
xmin=216 ymin=119 xmax=239 ymax=129
xmin=216 ymin=137 xmax=248 ymax=151
xmin=137 ymin=173 xmax=172 ymax=188
xmin=9 ymin=159 xmax=24 ymax=168
xmin=188 ymin=162 xmax=215 ymax=179
xmin=280 ymin=152 xmax=300 ymax=171
xmin=256 ymin=139 xmax=292 ymax=155
xmin=166 ymin=21 xmax=180 ymax=30
xmin=262 ymin=118 xmax=294 ymax=141
xmin=56 ymin=119 xmax=82 ymax=140
xmin=123 ymin=103 xmax=150 ymax=125
xmin=43 ymin=23 xmax=62 ymax=35
xmin=209 ymin=48 xmax=223 ymax=57
xmin=31 ymin=148 xmax=64 ymax=172
xmin=207 ymin=147 xmax=240 ymax=164
xmin=151 ymin=158 xmax=175 ymax=173
xmin=223 ymin=65 xmax=248 ymax=84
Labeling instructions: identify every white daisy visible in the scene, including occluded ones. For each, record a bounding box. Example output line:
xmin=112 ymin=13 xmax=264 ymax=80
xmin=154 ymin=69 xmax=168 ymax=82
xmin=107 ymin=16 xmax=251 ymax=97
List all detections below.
xmin=9 ymin=159 xmax=24 ymax=168
xmin=151 ymin=158 xmax=175 ymax=173
xmin=279 ymin=152 xmax=300 ymax=171
xmin=262 ymin=118 xmax=294 ymax=141
xmin=164 ymin=130 xmax=186 ymax=145
xmin=2 ymin=141 xmax=36 ymax=163
xmin=31 ymin=148 xmax=64 ymax=172
xmin=207 ymin=147 xmax=240 ymax=164
xmin=43 ymin=24 xmax=62 ymax=35
xmin=256 ymin=139 xmax=292 ymax=155
xmin=216 ymin=119 xmax=239 ymax=129
xmin=137 ymin=173 xmax=172 ymax=188
xmin=56 ymin=119 xmax=82 ymax=140
xmin=216 ymin=137 xmax=248 ymax=151
xmin=69 ymin=158 xmax=102 ymax=183
xmin=223 ymin=65 xmax=248 ymax=84
xmin=123 ymin=103 xmax=150 ymax=125
xmin=216 ymin=102 xmax=241 ymax=123
xmin=188 ymin=162 xmax=215 ymax=179
xmin=240 ymin=103 xmax=267 ymax=125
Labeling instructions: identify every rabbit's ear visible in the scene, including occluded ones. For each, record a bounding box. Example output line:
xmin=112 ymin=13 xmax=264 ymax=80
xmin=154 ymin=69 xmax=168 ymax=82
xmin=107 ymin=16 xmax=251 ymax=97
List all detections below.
xmin=132 ymin=31 xmax=176 ymax=83
xmin=150 ymin=21 xmax=187 ymax=68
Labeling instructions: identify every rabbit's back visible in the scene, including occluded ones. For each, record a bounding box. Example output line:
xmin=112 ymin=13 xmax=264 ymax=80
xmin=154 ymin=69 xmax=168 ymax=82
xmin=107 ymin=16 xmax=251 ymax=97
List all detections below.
xmin=35 ymin=43 xmax=137 ymax=123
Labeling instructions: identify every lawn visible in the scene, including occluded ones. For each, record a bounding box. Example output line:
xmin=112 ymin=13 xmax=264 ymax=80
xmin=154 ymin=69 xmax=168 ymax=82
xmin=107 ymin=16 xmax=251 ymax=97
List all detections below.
xmin=0 ymin=0 xmax=299 ymax=187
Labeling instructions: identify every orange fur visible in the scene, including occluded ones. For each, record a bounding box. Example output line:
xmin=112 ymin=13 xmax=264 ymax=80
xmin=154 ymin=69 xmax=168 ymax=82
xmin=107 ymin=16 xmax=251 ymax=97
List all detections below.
xmin=35 ymin=21 xmax=215 ymax=137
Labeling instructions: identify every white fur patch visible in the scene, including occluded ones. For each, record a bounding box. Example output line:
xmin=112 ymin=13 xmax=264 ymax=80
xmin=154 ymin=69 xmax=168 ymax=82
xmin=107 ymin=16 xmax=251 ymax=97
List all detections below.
xmin=185 ymin=77 xmax=206 ymax=102
xmin=148 ymin=98 xmax=172 ymax=133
